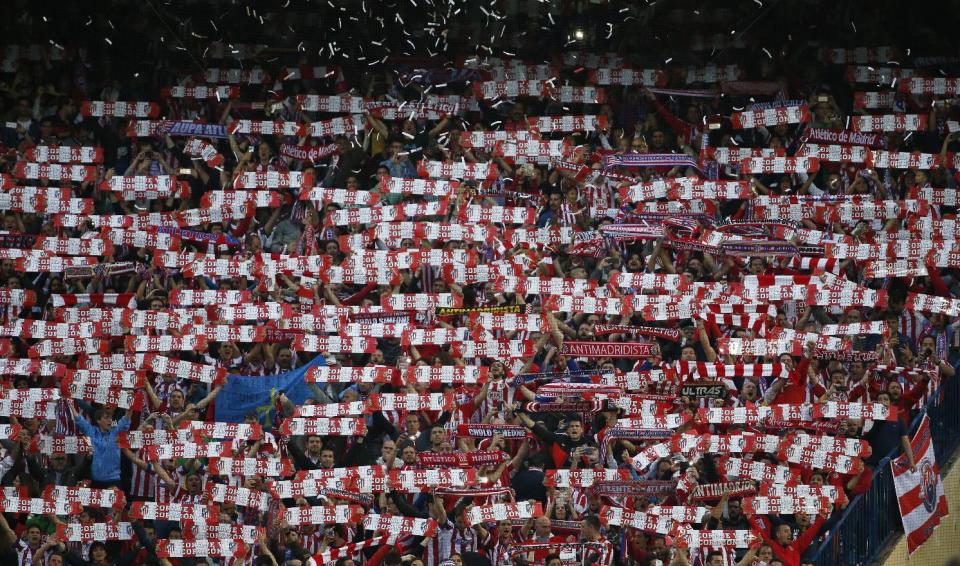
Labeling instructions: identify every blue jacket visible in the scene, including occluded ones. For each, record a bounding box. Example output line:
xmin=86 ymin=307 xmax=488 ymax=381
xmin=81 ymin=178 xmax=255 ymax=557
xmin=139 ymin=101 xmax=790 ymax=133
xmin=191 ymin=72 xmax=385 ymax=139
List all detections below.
xmin=379 ymin=158 xmax=417 ymax=179
xmin=75 ymin=414 xmax=130 ymax=482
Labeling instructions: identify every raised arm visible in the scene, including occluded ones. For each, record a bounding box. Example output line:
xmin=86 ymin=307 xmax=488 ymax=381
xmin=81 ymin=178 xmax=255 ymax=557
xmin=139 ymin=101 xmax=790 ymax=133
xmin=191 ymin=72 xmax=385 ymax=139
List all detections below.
xmin=143 ymin=380 xmax=161 ymax=412
xmin=0 ymin=510 xmax=16 ymax=549
xmin=195 ymin=384 xmax=225 ymax=411
xmin=365 ymin=112 xmax=390 ymax=138
xmin=697 ymin=319 xmax=718 ymax=362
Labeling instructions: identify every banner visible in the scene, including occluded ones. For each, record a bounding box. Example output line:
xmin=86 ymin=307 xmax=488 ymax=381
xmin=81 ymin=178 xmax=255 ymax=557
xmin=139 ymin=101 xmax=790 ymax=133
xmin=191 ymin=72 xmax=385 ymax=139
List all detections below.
xmin=592 ymin=324 xmax=681 ymax=342
xmin=522 ymin=400 xmax=607 ymax=413
xmin=456 ymin=424 xmax=529 ymax=439
xmin=800 ymin=127 xmax=886 ymax=148
xmin=466 ymin=502 xmax=543 ymax=526
xmin=689 ymin=480 xmax=757 ymax=502
xmin=892 ymin=415 xmax=948 ymax=554
xmin=602 ymin=153 xmax=702 ymax=171
xmin=436 ymin=304 xmax=524 ymax=316
xmin=544 ymin=469 xmax=632 ymax=488
xmin=417 ymin=450 xmax=510 ymax=467
xmin=162 ymin=121 xmax=228 ymax=138
xmin=213 ymin=354 xmax=326 ymax=424
xmin=279 ymin=143 xmax=339 ymax=162
xmin=591 ymin=480 xmax=679 ymax=498
xmin=560 ymin=341 xmax=657 ymax=358
xmin=679 ymin=382 xmax=728 ymax=398
xmin=155 ymin=226 xmax=241 ymax=247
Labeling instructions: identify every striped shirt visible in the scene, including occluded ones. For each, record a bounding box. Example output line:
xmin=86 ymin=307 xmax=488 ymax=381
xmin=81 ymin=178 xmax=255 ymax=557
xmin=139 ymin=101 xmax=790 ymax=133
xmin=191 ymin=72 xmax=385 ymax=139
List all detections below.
xmin=477 ymin=379 xmax=516 ymax=421
xmin=424 ymin=520 xmax=456 ymax=566
xmin=560 ymin=202 xmax=582 ymax=226
xmin=419 ymin=266 xmax=437 ymax=293
xmin=899 ymin=310 xmax=928 ymax=351
xmin=152 ymin=376 xmax=189 ymax=404
xmin=488 ymin=537 xmax=513 ymax=566
xmin=15 ymin=540 xmax=48 ymax=566
xmin=153 ymin=465 xmax=182 ymax=504
xmin=452 ymin=525 xmax=490 ymax=555
xmin=127 ymin=449 xmax=155 ymax=499
xmin=581 ymin=536 xmax=614 ymax=566
xmin=297 ymin=528 xmax=326 ymax=555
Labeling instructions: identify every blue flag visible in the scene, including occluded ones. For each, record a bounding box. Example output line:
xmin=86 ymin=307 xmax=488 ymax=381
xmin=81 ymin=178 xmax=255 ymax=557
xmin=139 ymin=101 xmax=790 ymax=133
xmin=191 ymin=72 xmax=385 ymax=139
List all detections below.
xmin=213 ymin=354 xmax=326 ymax=425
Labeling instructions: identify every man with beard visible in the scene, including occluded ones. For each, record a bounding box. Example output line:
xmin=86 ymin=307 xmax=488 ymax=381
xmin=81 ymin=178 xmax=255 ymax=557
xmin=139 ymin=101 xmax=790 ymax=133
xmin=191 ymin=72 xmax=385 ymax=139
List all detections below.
xmin=267 ymin=346 xmax=298 ymax=374
xmin=516 ymin=413 xmax=597 ymax=468
xmin=536 ymin=192 xmax=563 ymax=228
xmin=504 ymin=102 xmax=528 ymax=132
xmin=288 ymin=434 xmax=326 ymax=471
xmin=886 ymin=376 xmax=930 ymax=415
xmin=399 ymin=443 xmax=418 ymax=468
xmin=723 ymin=498 xmax=751 ymax=530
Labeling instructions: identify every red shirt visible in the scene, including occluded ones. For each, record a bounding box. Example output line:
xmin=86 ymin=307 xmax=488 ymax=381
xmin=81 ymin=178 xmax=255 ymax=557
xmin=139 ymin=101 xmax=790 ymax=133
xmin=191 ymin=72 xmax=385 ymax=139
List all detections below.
xmin=749 ymin=514 xmax=826 ymax=566
xmin=773 ymin=358 xmax=811 ymax=405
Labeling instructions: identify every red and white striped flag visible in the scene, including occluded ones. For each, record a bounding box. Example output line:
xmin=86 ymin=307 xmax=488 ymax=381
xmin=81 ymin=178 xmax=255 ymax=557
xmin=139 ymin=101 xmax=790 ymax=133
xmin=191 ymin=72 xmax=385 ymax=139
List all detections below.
xmin=285 ymin=505 xmax=365 ymax=526
xmin=280 ymin=65 xmax=336 ymax=80
xmin=854 ymin=92 xmax=897 ymax=109
xmin=297 ymin=94 xmax=365 ymax=113
xmin=590 ymin=68 xmax=662 ymax=86
xmin=852 ymin=114 xmax=927 ymax=132
xmin=308 ymin=117 xmax=355 ymax=137
xmin=738 ymin=157 xmax=819 ymax=174
xmin=26 ymin=145 xmax=103 ymax=163
xmin=15 ymin=162 xmax=97 ymax=182
xmin=892 ymin=415 xmax=948 ymax=554
xmin=899 ymin=77 xmax=960 ymax=95
xmin=204 ymin=68 xmax=267 ymax=84
xmin=56 ymin=522 xmax=134 ymax=542
xmin=184 ymin=138 xmax=224 ymax=168
xmin=82 ymin=101 xmax=159 ymax=118
xmin=362 ymin=514 xmax=438 ymax=537
xmin=156 ymin=539 xmax=246 ymax=558
xmin=466 ymin=502 xmax=543 ymax=526
xmin=162 ymin=85 xmax=239 ymax=99
xmin=527 ymin=115 xmax=607 ymax=132
xmin=731 ymin=105 xmax=809 ymax=129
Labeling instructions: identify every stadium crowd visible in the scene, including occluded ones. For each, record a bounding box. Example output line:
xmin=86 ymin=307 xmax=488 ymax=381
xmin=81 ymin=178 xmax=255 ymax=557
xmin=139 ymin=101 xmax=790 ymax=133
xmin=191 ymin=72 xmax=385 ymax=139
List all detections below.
xmin=0 ymin=1 xmax=958 ymax=566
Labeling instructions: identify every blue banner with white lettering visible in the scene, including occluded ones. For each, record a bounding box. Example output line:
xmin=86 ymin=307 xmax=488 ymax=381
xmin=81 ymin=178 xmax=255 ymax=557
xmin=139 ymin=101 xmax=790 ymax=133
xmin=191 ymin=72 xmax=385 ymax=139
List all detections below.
xmin=159 ymin=120 xmax=228 ymax=138
xmin=213 ymin=354 xmax=326 ymax=424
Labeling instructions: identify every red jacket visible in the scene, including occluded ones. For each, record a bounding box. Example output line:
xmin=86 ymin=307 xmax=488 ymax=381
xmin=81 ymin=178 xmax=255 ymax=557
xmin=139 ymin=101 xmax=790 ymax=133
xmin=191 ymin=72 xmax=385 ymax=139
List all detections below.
xmin=773 ymin=358 xmax=811 ymax=405
xmin=749 ymin=513 xmax=826 ymax=566
xmin=895 ymin=373 xmax=931 ymax=413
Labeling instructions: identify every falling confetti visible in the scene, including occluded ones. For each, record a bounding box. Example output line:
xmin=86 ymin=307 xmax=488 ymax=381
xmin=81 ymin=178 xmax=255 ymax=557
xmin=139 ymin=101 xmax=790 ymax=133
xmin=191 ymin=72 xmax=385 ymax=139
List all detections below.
xmin=3 ymin=5 xmax=956 ymax=564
